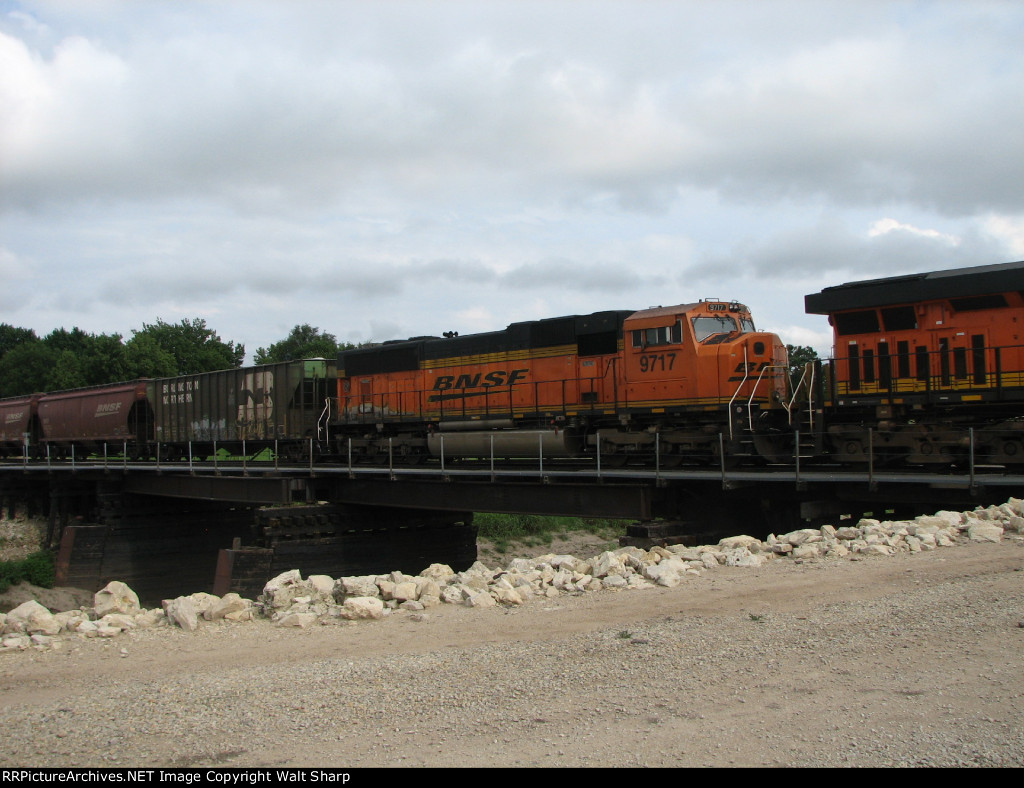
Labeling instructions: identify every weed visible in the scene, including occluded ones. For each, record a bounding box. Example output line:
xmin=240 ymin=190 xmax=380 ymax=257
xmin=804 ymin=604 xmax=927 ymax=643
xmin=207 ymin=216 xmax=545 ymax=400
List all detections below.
xmin=0 ymin=550 xmax=55 ymax=594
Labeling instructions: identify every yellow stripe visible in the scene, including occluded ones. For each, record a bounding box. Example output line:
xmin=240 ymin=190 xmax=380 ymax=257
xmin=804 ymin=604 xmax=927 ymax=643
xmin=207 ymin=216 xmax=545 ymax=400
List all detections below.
xmin=425 ymin=344 xmax=576 ymax=369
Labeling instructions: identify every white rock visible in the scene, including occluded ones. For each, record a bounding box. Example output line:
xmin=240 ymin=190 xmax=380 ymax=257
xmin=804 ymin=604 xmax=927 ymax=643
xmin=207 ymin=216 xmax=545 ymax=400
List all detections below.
xmin=205 ymin=593 xmax=251 ymax=621
xmin=5 ymin=600 xmax=61 ymax=636
xmin=391 ymin=582 xmax=419 ymax=602
xmin=644 ymin=561 xmax=683 ymax=588
xmin=700 ymin=552 xmax=720 ymax=570
xmin=274 ymin=611 xmax=317 ymax=628
xmin=98 ymin=613 xmax=137 ymax=630
xmin=2 ymin=633 xmax=31 ymax=650
xmin=93 ymin=581 xmax=141 ymax=618
xmin=420 ymin=563 xmax=456 ymax=581
xmin=187 ymin=592 xmax=220 ymax=617
xmin=163 ymin=596 xmax=199 ymax=631
xmin=718 ymin=535 xmax=764 ymax=552
xmin=784 ymin=528 xmax=822 ymax=546
xmin=591 ymin=551 xmax=626 ymax=578
xmin=492 ymin=587 xmax=524 ymax=605
xmin=308 ymin=575 xmax=336 ymax=596
xmin=342 ymin=597 xmax=386 ymax=620
xmin=791 ymin=543 xmax=822 ymax=561
xmin=338 ymin=575 xmax=381 ymax=599
xmin=966 ymin=522 xmax=1003 ymax=543
xmin=725 ymin=548 xmax=768 ymax=567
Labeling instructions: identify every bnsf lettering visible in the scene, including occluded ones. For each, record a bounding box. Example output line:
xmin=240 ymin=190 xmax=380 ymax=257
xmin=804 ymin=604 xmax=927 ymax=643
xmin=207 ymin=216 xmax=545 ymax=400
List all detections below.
xmin=432 ymin=369 xmax=528 ymax=391
xmin=95 ymin=402 xmax=122 ymax=415
xmin=5 ymin=412 xmax=24 ymax=423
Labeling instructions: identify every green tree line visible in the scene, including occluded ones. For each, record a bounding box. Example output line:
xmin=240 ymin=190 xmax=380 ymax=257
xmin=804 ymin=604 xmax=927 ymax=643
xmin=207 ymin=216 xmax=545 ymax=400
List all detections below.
xmin=0 ymin=320 xmax=354 ymax=398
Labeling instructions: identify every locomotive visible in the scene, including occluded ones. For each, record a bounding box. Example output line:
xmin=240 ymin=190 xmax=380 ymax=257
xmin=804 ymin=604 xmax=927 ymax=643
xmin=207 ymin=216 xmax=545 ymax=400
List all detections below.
xmin=805 ymin=260 xmax=1024 ymax=467
xmin=1 ymin=260 xmax=1022 ymax=470
xmin=334 ymin=299 xmax=789 ymax=465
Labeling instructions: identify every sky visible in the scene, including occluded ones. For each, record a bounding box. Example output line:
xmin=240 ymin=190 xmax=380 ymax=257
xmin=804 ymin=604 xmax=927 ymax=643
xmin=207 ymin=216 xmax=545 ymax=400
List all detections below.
xmin=1 ymin=0 xmax=1023 ymax=363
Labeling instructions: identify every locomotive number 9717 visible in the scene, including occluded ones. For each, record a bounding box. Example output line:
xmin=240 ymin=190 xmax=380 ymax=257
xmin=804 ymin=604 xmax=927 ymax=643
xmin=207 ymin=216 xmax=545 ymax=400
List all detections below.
xmin=637 ymin=353 xmax=677 ymax=373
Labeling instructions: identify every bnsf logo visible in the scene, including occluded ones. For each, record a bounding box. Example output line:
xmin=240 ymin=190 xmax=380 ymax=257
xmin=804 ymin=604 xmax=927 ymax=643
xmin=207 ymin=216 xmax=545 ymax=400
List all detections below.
xmin=432 ymin=369 xmax=528 ymax=391
xmin=95 ymin=402 xmax=122 ymax=416
xmin=428 ymin=369 xmax=529 ymax=403
xmin=5 ymin=412 xmax=24 ymax=423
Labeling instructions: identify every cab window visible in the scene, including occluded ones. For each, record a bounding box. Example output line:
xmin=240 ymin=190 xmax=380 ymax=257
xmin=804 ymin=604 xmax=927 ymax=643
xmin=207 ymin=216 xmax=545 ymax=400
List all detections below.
xmin=631 ymin=320 xmax=682 ymax=348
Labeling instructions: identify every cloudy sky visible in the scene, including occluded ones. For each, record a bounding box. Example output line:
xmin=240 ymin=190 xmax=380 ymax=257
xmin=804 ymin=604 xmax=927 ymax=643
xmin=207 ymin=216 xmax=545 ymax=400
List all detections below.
xmin=2 ymin=0 xmax=1022 ymax=362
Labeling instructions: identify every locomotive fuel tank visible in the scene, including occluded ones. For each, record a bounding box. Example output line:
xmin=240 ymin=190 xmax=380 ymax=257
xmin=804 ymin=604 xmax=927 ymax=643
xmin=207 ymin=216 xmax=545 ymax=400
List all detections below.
xmin=426 ymin=427 xmax=583 ymax=459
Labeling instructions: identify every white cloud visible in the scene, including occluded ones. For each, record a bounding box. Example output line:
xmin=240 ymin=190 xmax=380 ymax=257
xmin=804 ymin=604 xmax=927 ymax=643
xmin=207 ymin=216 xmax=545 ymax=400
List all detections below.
xmin=867 ymin=218 xmax=960 ymax=245
xmin=983 ymin=215 xmax=1024 ymax=258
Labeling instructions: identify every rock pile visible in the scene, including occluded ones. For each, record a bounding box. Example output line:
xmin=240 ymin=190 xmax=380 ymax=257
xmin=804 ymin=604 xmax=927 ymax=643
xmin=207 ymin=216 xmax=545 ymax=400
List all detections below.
xmin=3 ymin=499 xmax=1023 ymax=651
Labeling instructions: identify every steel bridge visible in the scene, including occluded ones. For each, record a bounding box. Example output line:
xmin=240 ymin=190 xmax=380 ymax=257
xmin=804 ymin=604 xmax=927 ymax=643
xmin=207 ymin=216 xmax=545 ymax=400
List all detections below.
xmin=2 ymin=453 xmax=1020 ymax=601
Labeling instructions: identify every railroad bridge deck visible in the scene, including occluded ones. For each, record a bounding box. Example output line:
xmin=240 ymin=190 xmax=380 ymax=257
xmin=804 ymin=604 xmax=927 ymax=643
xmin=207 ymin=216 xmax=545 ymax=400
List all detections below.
xmin=1 ymin=458 xmax=1020 ymax=601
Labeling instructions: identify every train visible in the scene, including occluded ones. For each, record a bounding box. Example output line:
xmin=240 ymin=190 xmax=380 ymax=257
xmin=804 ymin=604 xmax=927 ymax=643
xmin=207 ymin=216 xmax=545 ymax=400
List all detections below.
xmin=2 ymin=260 xmax=1022 ymax=470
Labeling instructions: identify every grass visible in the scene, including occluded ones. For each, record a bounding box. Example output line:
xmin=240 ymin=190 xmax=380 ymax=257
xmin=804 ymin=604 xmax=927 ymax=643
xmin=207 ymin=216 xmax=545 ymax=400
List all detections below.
xmin=474 ymin=513 xmax=627 ymax=555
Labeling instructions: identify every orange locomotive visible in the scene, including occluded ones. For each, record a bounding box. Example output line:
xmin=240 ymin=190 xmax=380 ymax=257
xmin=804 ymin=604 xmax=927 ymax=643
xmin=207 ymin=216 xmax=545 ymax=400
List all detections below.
xmin=804 ymin=260 xmax=1024 ymax=466
xmin=335 ymin=300 xmax=789 ymax=464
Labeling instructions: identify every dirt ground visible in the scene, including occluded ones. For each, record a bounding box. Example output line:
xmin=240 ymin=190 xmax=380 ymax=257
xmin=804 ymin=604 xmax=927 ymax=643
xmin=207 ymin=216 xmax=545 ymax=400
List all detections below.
xmin=1 ymin=520 xmax=1022 ymax=768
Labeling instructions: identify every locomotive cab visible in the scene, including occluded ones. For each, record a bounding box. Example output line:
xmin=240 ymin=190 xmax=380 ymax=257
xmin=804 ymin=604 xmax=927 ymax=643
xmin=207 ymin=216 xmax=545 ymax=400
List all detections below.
xmin=622 ymin=301 xmax=788 ymax=414
xmin=608 ymin=301 xmax=789 ymax=465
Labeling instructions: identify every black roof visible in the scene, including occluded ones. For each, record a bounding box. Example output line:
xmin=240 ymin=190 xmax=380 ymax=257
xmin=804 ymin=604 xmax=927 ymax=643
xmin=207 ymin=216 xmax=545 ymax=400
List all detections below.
xmin=804 ymin=261 xmax=1024 ymax=314
xmin=338 ymin=309 xmax=635 ymax=375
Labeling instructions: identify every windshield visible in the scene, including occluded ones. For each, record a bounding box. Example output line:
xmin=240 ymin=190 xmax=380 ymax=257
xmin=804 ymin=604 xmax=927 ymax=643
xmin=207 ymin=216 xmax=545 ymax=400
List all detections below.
xmin=692 ymin=315 xmax=756 ymax=342
xmin=692 ymin=315 xmax=737 ymax=342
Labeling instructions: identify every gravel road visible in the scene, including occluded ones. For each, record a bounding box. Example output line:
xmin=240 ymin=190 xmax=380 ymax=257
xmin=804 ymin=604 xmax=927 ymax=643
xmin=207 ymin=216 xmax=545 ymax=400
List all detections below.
xmin=1 ymin=538 xmax=1022 ymax=768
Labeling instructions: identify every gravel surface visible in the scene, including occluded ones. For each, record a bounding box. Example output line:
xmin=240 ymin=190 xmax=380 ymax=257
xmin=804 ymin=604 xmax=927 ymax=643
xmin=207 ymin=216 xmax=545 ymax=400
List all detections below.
xmin=1 ymin=537 xmax=1022 ymax=768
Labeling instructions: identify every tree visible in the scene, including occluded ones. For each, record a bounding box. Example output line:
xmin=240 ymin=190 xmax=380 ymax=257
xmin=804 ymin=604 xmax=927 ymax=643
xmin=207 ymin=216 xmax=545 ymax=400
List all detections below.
xmin=0 ymin=324 xmax=37 ymax=361
xmin=786 ymin=344 xmax=820 ymax=389
xmin=38 ymin=329 xmax=129 ymax=389
xmin=0 ymin=341 xmax=56 ymax=397
xmin=124 ymin=334 xmax=178 ymax=379
xmin=254 ymin=324 xmax=349 ymax=365
xmin=130 ymin=318 xmax=244 ymax=375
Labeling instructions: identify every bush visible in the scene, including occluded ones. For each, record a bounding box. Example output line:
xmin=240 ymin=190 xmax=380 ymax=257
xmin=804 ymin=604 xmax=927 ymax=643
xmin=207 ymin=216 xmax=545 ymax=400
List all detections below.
xmin=474 ymin=514 xmax=625 ymax=545
xmin=0 ymin=550 xmax=56 ymax=594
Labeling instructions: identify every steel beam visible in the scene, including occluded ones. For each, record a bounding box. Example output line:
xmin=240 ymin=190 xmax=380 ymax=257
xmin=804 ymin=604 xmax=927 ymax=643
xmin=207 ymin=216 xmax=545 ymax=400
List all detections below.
xmin=322 ymin=477 xmax=654 ymax=519
xmin=122 ymin=474 xmax=305 ymax=504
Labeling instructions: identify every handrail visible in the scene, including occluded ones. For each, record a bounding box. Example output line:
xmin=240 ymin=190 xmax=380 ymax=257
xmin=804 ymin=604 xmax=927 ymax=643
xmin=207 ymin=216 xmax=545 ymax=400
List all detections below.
xmin=317 ymin=397 xmax=332 ymax=444
xmin=746 ymin=363 xmax=788 ymax=430
xmin=726 ymin=346 xmax=750 ymax=439
xmin=787 ymin=362 xmax=816 ymax=431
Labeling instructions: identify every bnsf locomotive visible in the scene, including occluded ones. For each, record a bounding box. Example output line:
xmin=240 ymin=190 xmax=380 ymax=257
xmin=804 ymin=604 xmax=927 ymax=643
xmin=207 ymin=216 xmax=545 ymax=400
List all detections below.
xmin=2 ymin=260 xmax=1023 ymax=470
xmin=805 ymin=260 xmax=1024 ymax=467
xmin=334 ymin=299 xmax=788 ymax=465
